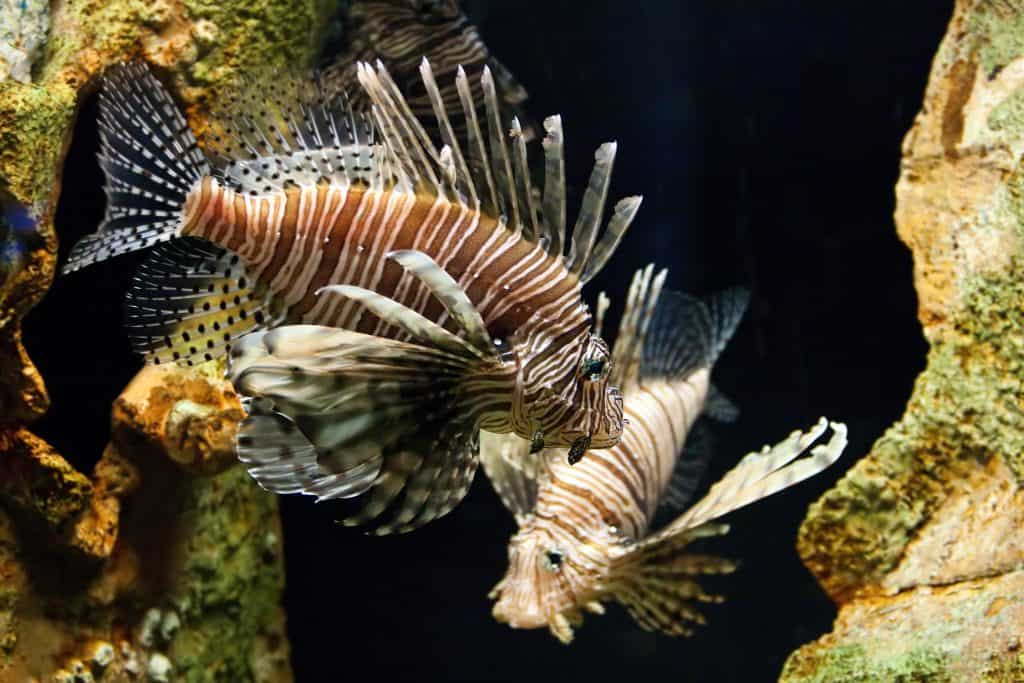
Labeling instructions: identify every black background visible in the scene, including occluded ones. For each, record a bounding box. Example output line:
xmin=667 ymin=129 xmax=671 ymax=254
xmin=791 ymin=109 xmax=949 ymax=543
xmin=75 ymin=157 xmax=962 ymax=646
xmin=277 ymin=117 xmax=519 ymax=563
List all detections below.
xmin=25 ymin=1 xmax=952 ymax=680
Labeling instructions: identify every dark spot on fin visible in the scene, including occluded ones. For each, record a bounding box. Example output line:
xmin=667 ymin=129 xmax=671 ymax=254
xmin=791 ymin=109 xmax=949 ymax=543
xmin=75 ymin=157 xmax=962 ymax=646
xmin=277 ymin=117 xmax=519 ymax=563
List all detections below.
xmin=125 ymin=237 xmax=277 ymax=366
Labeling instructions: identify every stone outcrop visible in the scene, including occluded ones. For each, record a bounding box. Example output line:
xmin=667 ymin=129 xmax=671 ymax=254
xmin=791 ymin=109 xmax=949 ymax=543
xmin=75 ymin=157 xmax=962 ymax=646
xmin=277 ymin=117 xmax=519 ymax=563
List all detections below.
xmin=782 ymin=1 xmax=1024 ymax=680
xmin=0 ymin=0 xmax=339 ymax=679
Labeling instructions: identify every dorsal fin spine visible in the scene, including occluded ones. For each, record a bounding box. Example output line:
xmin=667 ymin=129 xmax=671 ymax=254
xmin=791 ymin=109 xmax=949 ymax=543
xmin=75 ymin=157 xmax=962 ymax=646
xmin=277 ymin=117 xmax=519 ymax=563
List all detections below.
xmin=355 ymin=58 xmax=640 ymax=283
xmin=481 ymin=65 xmax=520 ymax=231
xmin=420 ymin=58 xmax=477 ymax=206
xmin=456 ymin=65 xmax=500 ymax=214
xmin=607 ymin=265 xmax=668 ymax=389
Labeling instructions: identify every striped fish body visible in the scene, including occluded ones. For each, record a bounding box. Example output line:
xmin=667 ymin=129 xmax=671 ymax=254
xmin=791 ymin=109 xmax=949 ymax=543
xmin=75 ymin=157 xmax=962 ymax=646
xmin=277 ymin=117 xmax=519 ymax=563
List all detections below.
xmin=487 ymin=268 xmax=847 ymax=642
xmin=532 ymin=371 xmax=711 ymax=542
xmin=183 ymin=179 xmax=582 ymax=343
xmin=182 ymin=178 xmax=603 ymax=441
xmin=490 ymin=366 xmax=711 ymax=636
xmin=325 ymin=0 xmax=533 ymax=142
xmin=64 ymin=60 xmax=641 ymax=532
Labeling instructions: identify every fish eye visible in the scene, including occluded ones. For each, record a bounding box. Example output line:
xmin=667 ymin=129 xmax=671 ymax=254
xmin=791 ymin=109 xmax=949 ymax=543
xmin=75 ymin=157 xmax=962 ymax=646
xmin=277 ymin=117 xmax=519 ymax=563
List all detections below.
xmin=540 ymin=549 xmax=564 ymax=572
xmin=581 ymin=358 xmax=606 ymax=381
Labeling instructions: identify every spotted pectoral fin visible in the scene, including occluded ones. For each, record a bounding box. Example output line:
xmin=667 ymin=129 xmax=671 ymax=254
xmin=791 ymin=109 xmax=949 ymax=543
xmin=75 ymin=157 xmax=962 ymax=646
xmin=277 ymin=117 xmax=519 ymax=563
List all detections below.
xmin=478 ymin=430 xmax=543 ymax=521
xmin=229 ymin=324 xmax=493 ymax=533
xmin=125 ymin=238 xmax=277 ymax=366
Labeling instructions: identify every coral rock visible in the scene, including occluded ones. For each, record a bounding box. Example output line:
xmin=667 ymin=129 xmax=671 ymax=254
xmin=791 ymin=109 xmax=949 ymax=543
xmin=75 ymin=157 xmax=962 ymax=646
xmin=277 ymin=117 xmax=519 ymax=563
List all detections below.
xmin=112 ymin=364 xmax=244 ymax=475
xmin=0 ymin=428 xmax=92 ymax=532
xmin=0 ymin=0 xmax=339 ymax=678
xmin=783 ymin=0 xmax=1024 ymax=679
xmin=0 ymin=0 xmax=49 ymax=83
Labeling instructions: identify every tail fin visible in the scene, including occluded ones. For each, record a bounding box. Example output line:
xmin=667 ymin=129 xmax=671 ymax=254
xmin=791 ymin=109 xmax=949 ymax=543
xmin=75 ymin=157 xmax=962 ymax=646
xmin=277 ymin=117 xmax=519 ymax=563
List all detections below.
xmin=641 ymin=287 xmax=749 ymax=381
xmin=63 ymin=62 xmax=209 ymax=274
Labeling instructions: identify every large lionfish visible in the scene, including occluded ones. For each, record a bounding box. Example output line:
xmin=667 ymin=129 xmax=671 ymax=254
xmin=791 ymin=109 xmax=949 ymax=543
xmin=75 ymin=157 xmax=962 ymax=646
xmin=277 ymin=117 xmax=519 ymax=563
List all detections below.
xmin=484 ymin=266 xmax=847 ymax=642
xmin=62 ymin=60 xmax=638 ymax=532
xmin=323 ymin=0 xmax=534 ymax=141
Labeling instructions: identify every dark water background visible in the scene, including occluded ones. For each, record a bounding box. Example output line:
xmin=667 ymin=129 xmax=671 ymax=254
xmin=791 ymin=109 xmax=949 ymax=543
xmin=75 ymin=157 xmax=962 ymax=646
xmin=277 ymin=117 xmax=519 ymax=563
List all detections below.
xmin=26 ymin=1 xmax=953 ymax=680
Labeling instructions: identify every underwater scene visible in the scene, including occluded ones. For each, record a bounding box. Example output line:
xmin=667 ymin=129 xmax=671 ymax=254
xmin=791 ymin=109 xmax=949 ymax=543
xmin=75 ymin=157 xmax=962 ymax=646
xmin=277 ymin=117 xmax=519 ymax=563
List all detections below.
xmin=3 ymin=0 xmax=1018 ymax=680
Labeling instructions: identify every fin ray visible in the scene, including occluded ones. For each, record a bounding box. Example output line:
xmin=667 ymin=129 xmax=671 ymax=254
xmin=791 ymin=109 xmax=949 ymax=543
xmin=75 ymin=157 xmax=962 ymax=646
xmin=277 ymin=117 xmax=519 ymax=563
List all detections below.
xmin=387 ymin=249 xmax=494 ymax=354
xmin=642 ymin=288 xmax=750 ymax=382
xmin=64 ymin=62 xmax=209 ymax=274
xmin=230 ymin=325 xmax=495 ymax=533
xmin=125 ymin=238 xmax=276 ymax=366
xmin=355 ymin=59 xmax=639 ymax=281
xmin=479 ymin=431 xmax=541 ymax=521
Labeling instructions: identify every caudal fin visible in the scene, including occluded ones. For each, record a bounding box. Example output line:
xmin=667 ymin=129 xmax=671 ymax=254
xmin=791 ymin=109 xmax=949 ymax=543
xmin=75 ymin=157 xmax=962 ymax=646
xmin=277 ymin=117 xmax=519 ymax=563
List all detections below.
xmin=63 ymin=62 xmax=209 ymax=274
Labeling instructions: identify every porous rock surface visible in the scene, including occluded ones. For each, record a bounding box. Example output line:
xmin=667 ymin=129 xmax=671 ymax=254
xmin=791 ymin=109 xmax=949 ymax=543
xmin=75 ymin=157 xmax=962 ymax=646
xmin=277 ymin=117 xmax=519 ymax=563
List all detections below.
xmin=782 ymin=1 xmax=1024 ymax=680
xmin=0 ymin=0 xmax=339 ymax=679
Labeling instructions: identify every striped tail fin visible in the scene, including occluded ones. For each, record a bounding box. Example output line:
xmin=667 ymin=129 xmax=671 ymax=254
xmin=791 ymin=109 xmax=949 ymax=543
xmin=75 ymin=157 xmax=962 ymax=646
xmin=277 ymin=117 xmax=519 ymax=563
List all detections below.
xmin=62 ymin=62 xmax=210 ymax=275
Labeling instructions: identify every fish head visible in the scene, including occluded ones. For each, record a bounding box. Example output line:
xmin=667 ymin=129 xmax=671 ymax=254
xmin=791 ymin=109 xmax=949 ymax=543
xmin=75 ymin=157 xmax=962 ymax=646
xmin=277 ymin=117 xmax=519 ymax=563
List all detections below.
xmin=490 ymin=517 xmax=607 ymax=644
xmin=526 ymin=333 xmax=624 ymax=459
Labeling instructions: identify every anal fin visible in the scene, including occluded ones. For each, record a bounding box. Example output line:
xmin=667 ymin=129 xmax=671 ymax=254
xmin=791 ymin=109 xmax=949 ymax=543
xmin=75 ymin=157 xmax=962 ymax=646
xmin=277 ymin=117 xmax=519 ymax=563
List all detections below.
xmin=125 ymin=238 xmax=278 ymax=366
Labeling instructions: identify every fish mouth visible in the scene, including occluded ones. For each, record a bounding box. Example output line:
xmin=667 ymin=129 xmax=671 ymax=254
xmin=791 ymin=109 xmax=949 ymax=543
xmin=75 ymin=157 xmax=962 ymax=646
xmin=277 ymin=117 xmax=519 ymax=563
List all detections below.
xmin=492 ymin=601 xmax=577 ymax=644
xmin=491 ymin=600 xmax=549 ymax=630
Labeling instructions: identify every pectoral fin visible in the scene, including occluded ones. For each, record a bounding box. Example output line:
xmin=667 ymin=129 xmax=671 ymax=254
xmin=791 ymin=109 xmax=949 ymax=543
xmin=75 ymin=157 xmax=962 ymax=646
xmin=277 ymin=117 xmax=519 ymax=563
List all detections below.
xmin=230 ymin=324 xmax=497 ymax=533
xmin=479 ymin=430 xmax=544 ymax=522
xmin=604 ymin=419 xmax=848 ymax=636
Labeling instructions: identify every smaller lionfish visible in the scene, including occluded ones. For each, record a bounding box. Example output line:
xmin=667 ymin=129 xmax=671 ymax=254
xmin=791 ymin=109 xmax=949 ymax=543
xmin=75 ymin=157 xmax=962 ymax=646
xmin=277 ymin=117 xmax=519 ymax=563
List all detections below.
xmin=323 ymin=0 xmax=534 ymax=141
xmin=62 ymin=60 xmax=639 ymax=533
xmin=484 ymin=266 xmax=847 ymax=643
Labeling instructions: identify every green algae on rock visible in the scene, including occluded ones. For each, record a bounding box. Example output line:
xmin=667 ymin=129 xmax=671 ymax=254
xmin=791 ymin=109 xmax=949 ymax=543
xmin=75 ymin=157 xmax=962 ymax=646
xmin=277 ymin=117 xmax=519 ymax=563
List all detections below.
xmin=784 ymin=0 xmax=1024 ymax=679
xmin=0 ymin=0 xmax=345 ymax=679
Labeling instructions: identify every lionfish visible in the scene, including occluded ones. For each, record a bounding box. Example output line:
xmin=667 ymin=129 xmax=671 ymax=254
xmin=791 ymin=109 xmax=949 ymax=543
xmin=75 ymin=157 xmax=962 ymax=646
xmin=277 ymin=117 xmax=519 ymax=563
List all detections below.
xmin=484 ymin=266 xmax=847 ymax=642
xmin=62 ymin=61 xmax=638 ymax=532
xmin=323 ymin=0 xmax=533 ymax=141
